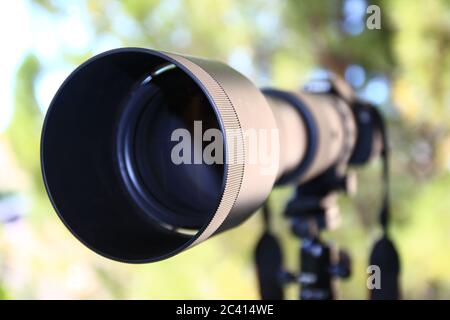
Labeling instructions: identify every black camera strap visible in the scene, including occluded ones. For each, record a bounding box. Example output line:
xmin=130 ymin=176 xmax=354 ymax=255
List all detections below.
xmin=254 ymin=200 xmax=284 ymax=300
xmin=368 ymin=106 xmax=401 ymax=300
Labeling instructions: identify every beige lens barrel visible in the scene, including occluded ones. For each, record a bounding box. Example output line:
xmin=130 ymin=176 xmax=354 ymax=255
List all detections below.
xmin=41 ymin=47 xmax=356 ymax=263
xmin=263 ymin=89 xmax=356 ymax=185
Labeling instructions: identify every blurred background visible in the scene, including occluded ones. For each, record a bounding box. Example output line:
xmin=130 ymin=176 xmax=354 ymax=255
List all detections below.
xmin=0 ymin=0 xmax=449 ymax=299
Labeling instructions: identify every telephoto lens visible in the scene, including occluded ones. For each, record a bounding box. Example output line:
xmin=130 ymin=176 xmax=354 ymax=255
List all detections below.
xmin=41 ymin=48 xmax=356 ymax=262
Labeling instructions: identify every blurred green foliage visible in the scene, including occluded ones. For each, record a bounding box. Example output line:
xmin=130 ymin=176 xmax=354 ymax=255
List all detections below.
xmin=0 ymin=0 xmax=449 ymax=299
xmin=6 ymin=55 xmax=43 ymax=194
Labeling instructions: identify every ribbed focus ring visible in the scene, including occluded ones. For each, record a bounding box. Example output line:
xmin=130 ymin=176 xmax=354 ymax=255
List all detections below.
xmin=168 ymin=54 xmax=245 ymax=245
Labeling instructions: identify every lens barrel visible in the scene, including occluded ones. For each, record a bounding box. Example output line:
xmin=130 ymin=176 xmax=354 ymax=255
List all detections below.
xmin=41 ymin=48 xmax=355 ymax=262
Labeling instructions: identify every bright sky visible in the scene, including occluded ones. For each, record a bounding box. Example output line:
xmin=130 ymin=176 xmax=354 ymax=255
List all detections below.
xmin=0 ymin=1 xmax=31 ymax=133
xmin=0 ymin=1 xmax=120 ymax=134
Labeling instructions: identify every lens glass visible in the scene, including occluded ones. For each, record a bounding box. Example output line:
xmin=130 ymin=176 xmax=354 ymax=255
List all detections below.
xmin=124 ymin=66 xmax=224 ymax=230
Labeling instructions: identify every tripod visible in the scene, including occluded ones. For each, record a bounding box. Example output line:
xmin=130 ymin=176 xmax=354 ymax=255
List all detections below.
xmin=255 ymin=167 xmax=353 ymax=300
xmin=285 ymin=168 xmax=353 ymax=299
